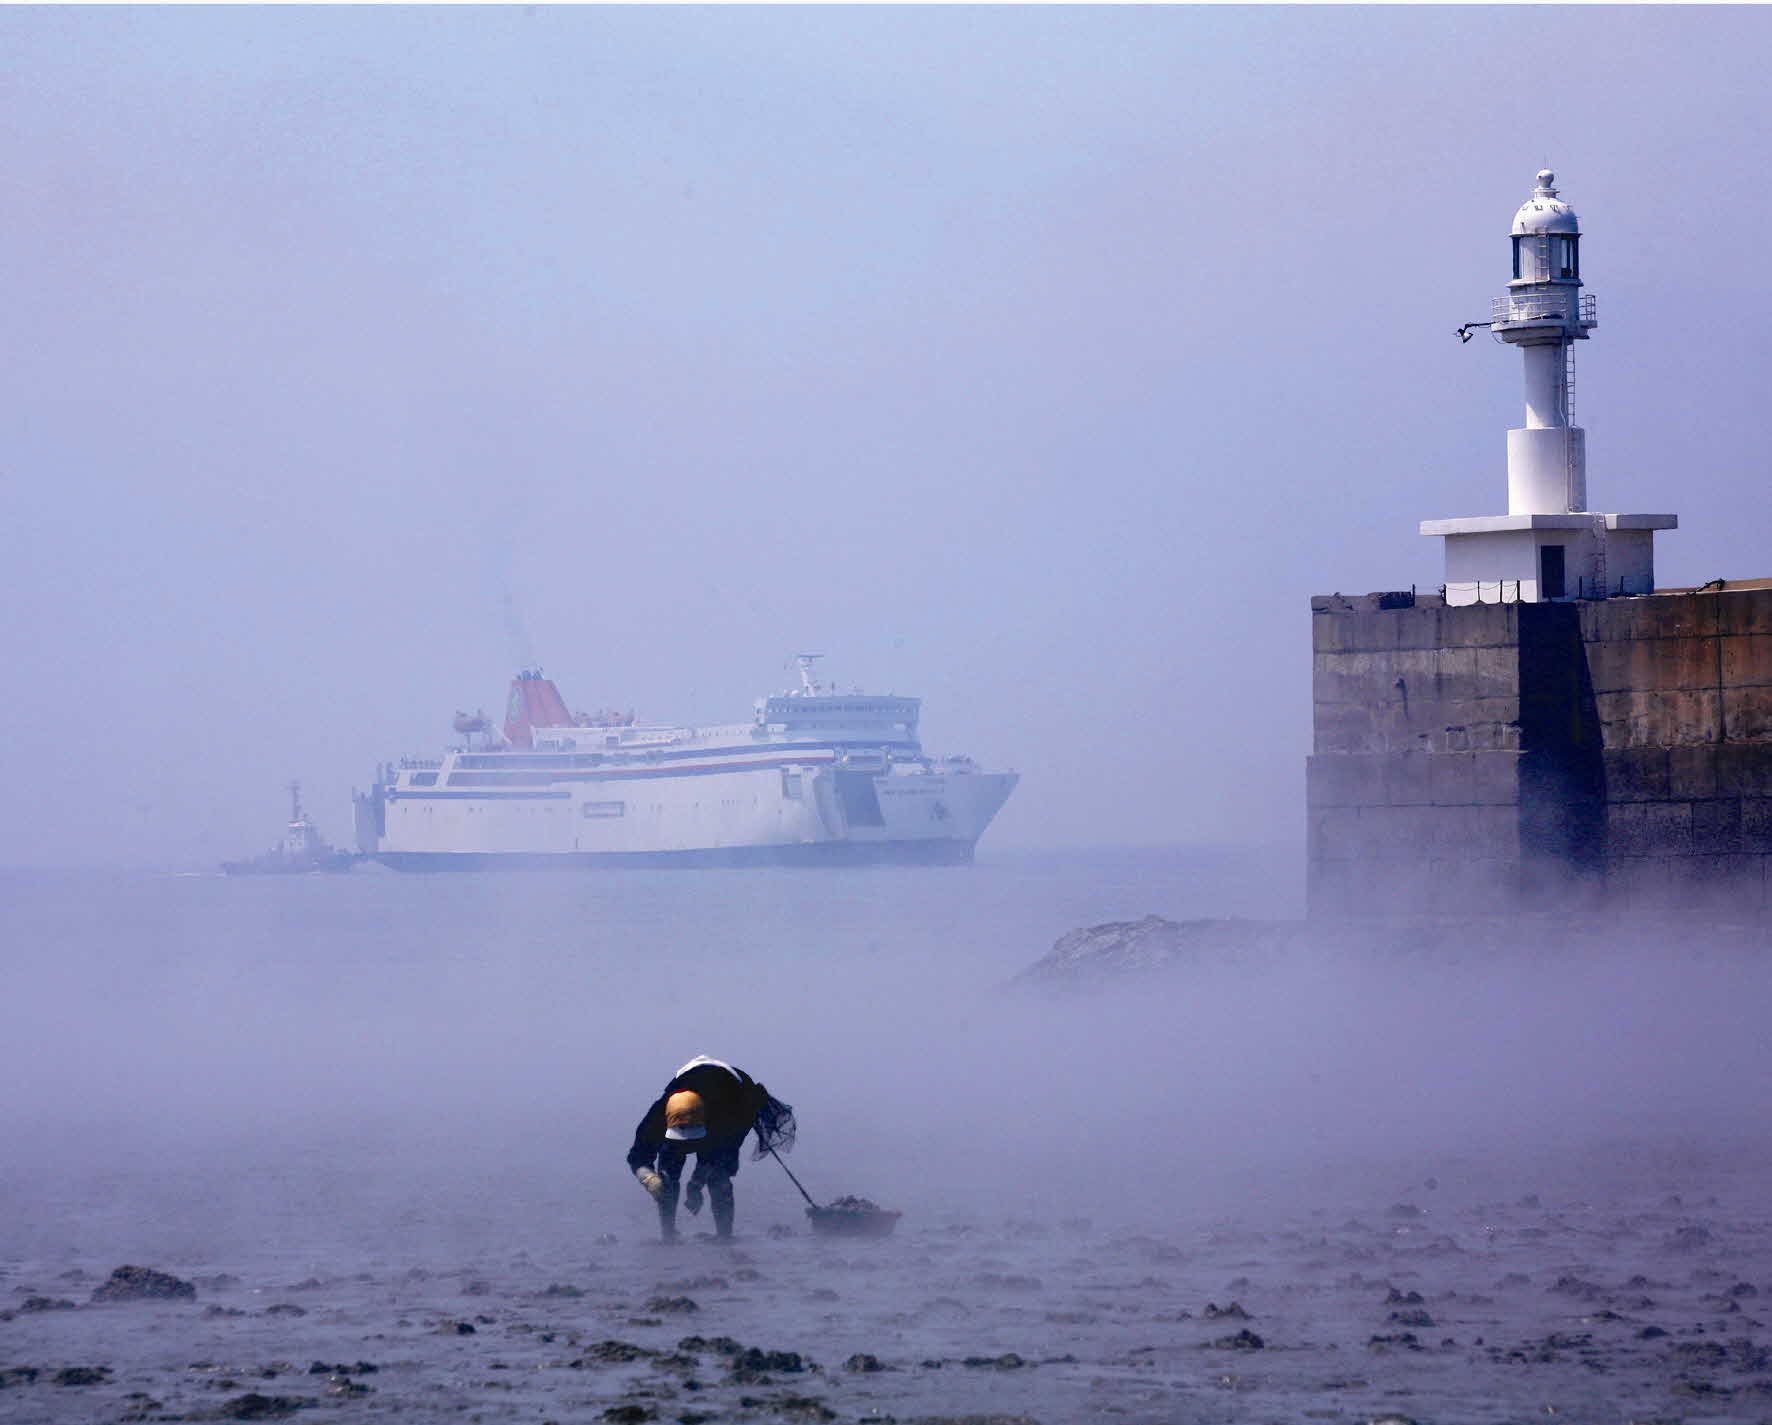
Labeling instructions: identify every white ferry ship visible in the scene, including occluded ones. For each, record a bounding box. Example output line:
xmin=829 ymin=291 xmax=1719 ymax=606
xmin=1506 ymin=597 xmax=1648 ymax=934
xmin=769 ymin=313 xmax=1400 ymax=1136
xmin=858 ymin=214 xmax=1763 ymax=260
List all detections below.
xmin=354 ymin=657 xmax=1018 ymax=869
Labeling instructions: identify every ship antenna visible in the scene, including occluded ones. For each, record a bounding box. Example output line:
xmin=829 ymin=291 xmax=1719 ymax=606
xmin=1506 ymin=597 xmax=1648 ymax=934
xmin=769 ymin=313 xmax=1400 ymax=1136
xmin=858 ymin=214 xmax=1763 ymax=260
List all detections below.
xmin=289 ymin=780 xmax=304 ymax=824
xmin=794 ymin=653 xmax=825 ymax=696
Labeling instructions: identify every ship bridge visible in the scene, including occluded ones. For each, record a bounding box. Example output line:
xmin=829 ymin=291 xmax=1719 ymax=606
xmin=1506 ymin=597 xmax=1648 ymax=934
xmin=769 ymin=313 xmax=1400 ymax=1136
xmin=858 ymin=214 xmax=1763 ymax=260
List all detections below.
xmin=755 ymin=695 xmax=921 ymax=738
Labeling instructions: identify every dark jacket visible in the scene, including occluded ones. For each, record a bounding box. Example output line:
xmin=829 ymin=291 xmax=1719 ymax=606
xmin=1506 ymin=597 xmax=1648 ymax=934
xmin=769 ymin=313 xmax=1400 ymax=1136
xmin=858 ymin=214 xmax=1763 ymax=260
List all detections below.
xmin=627 ymin=1060 xmax=785 ymax=1173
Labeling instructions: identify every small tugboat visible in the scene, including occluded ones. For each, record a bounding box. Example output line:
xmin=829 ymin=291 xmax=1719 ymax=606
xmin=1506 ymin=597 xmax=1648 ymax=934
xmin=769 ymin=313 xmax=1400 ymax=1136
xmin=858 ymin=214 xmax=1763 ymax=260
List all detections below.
xmin=222 ymin=782 xmax=359 ymax=875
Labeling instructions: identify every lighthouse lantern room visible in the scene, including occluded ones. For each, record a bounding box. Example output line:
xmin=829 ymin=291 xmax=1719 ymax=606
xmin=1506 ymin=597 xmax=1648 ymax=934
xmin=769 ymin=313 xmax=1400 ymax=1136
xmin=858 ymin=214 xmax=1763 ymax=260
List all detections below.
xmin=1422 ymin=171 xmax=1676 ymax=604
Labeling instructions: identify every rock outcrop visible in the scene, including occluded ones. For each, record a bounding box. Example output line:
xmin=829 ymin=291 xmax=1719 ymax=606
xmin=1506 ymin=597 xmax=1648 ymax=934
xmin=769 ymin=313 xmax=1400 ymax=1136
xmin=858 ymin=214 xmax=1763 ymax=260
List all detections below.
xmin=1014 ymin=912 xmax=1772 ymax=989
xmin=1013 ymin=915 xmax=1308 ymax=988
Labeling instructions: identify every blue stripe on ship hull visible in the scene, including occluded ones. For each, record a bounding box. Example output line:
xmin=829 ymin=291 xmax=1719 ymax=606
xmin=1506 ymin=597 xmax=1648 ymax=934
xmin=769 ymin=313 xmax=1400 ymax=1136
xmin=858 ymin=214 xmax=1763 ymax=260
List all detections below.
xmin=376 ymin=840 xmax=977 ymax=871
xmin=446 ymin=761 xmax=814 ymax=788
xmin=395 ymin=757 xmax=878 ymax=795
xmin=391 ymin=789 xmax=572 ymax=800
xmin=464 ymin=739 xmax=918 ymax=765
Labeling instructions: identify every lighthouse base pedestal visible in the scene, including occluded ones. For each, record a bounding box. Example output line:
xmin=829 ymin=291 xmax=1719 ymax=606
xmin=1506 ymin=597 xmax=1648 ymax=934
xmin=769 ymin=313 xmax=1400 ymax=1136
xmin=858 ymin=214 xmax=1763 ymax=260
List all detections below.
xmin=1420 ymin=512 xmax=1677 ymax=605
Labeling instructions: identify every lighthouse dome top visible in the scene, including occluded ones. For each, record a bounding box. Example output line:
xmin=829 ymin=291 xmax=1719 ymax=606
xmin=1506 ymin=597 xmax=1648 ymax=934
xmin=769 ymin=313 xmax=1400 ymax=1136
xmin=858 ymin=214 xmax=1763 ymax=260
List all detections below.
xmin=1512 ymin=169 xmax=1581 ymax=236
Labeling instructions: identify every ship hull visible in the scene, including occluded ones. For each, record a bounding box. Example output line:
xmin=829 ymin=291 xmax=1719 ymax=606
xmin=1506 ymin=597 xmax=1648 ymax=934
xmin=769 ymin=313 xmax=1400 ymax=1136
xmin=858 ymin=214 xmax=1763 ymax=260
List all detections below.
xmin=376 ymin=839 xmax=977 ymax=872
xmin=222 ymin=855 xmax=359 ymax=876
xmin=365 ymin=763 xmax=1017 ymax=870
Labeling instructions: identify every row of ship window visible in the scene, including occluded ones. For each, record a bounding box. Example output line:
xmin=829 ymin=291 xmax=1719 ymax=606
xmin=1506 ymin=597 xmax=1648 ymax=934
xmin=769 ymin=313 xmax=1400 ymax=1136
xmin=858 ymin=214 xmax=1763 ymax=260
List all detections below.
xmin=406 ymin=799 xmax=794 ymax=818
xmin=405 ymin=770 xmax=812 ymax=797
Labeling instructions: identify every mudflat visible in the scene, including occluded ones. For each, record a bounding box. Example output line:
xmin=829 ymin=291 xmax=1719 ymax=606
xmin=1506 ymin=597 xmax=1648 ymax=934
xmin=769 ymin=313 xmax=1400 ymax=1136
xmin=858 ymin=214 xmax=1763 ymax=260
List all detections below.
xmin=3 ymin=1140 xmax=1769 ymax=1424
xmin=4 ymin=863 xmax=1767 ymax=1422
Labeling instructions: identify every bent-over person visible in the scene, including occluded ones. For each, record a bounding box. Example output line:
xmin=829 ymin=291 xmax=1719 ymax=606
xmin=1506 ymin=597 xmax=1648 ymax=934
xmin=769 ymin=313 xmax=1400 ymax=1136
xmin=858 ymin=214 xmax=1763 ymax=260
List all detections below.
xmin=626 ymin=1055 xmax=796 ymax=1241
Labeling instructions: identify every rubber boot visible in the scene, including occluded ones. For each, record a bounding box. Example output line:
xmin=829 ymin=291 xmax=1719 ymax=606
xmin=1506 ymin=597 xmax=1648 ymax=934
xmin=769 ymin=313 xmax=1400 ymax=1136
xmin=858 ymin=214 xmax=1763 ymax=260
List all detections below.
xmin=656 ymin=1177 xmax=681 ymax=1242
xmin=709 ymin=1175 xmax=735 ymax=1239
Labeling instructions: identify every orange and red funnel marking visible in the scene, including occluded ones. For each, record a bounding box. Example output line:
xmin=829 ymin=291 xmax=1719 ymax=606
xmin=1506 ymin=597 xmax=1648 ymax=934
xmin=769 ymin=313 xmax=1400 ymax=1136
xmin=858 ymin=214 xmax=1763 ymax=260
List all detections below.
xmin=503 ymin=672 xmax=574 ymax=747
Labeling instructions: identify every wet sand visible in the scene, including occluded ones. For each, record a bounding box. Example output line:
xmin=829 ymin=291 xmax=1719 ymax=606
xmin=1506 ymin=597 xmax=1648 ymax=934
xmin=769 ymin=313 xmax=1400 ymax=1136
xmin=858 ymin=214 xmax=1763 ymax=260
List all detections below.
xmin=5 ymin=1140 xmax=1770 ymax=1424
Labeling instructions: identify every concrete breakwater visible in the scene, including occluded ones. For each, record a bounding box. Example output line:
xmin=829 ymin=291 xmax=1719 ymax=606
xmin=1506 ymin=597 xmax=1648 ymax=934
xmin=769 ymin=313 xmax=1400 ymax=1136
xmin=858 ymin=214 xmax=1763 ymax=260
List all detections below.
xmin=1308 ymin=585 xmax=1772 ymax=918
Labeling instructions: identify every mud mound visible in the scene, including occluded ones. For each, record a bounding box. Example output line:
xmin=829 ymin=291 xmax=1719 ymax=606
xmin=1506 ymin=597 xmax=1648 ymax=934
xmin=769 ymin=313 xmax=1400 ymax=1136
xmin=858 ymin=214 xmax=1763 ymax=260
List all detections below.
xmin=90 ymin=1265 xmax=197 ymax=1303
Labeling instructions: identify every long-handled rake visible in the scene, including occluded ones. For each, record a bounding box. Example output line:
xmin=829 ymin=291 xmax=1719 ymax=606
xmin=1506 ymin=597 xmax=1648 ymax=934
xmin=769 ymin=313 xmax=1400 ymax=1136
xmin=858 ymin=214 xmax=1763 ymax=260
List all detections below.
xmin=767 ymin=1147 xmax=902 ymax=1238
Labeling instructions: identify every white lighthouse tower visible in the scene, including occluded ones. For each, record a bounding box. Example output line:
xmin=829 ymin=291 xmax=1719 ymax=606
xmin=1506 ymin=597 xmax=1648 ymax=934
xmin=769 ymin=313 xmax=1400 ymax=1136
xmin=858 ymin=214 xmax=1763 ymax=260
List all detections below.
xmin=1422 ymin=170 xmax=1676 ymax=604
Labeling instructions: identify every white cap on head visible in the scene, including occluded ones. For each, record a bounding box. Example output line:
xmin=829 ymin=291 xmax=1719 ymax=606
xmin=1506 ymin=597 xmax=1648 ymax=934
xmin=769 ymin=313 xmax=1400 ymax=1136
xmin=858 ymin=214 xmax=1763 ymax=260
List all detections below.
xmin=674 ymin=1054 xmax=742 ymax=1082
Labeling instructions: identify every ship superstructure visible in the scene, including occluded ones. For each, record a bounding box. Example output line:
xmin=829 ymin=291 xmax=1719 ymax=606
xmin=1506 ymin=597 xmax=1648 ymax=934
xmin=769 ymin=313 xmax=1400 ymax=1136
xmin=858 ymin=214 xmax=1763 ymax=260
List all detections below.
xmin=354 ymin=657 xmax=1018 ymax=869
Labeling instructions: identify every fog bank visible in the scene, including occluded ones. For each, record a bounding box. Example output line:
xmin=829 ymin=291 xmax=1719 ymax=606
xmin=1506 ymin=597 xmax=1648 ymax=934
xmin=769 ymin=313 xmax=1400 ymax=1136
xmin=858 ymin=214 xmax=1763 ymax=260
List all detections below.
xmin=3 ymin=867 xmax=1764 ymax=1263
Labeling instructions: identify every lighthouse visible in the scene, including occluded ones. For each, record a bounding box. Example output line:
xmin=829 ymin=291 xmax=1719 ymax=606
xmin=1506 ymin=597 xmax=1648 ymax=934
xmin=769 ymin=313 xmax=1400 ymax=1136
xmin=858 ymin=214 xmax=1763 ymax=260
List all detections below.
xmin=1310 ymin=169 xmax=1772 ymax=921
xmin=1422 ymin=170 xmax=1676 ymax=604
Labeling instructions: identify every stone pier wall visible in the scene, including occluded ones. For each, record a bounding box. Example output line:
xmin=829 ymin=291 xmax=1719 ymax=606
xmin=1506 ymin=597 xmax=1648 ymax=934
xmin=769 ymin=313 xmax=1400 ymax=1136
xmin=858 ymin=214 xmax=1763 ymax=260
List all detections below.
xmin=1307 ymin=586 xmax=1772 ymax=916
xmin=1588 ymin=590 xmax=1772 ymax=910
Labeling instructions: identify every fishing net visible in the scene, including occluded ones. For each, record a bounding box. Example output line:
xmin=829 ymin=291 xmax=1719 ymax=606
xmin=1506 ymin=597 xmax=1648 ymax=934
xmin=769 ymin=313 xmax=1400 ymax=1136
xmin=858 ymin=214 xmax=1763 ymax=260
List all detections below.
xmin=751 ymin=1087 xmax=797 ymax=1160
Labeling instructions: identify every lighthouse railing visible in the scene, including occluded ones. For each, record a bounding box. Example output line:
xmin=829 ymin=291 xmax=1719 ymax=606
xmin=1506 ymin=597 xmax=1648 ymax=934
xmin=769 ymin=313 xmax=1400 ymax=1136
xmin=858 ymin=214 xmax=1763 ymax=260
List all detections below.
xmin=1443 ymin=574 xmax=1651 ymax=604
xmin=1491 ymin=292 xmax=1597 ymax=328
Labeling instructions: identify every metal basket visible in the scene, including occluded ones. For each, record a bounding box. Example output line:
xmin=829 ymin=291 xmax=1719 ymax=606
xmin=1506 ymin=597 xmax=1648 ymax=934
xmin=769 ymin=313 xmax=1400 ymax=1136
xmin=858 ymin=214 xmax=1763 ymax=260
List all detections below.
xmin=805 ymin=1205 xmax=902 ymax=1238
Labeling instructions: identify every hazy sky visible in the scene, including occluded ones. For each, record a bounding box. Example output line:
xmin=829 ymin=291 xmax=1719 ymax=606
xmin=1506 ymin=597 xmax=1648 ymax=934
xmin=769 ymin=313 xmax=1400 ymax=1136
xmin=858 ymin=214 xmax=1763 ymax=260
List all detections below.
xmin=6 ymin=6 xmax=1771 ymax=867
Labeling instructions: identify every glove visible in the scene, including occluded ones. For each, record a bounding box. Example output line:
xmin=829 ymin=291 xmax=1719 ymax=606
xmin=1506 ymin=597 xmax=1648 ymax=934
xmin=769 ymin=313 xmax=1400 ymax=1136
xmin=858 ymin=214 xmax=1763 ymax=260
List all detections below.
xmin=684 ymin=1182 xmax=704 ymax=1216
xmin=635 ymin=1168 xmax=665 ymax=1200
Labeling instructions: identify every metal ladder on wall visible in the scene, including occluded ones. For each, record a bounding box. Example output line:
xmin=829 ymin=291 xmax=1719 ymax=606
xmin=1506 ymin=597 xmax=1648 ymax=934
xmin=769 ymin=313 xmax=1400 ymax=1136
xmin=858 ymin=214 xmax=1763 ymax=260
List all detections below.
xmin=1588 ymin=512 xmax=1609 ymax=599
xmin=1562 ymin=341 xmax=1582 ymax=520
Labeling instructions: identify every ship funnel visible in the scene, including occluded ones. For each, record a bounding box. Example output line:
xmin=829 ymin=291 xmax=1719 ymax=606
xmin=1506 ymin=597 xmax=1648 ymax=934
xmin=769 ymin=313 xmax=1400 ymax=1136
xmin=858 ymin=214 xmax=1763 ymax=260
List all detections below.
xmin=504 ymin=670 xmax=574 ymax=747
